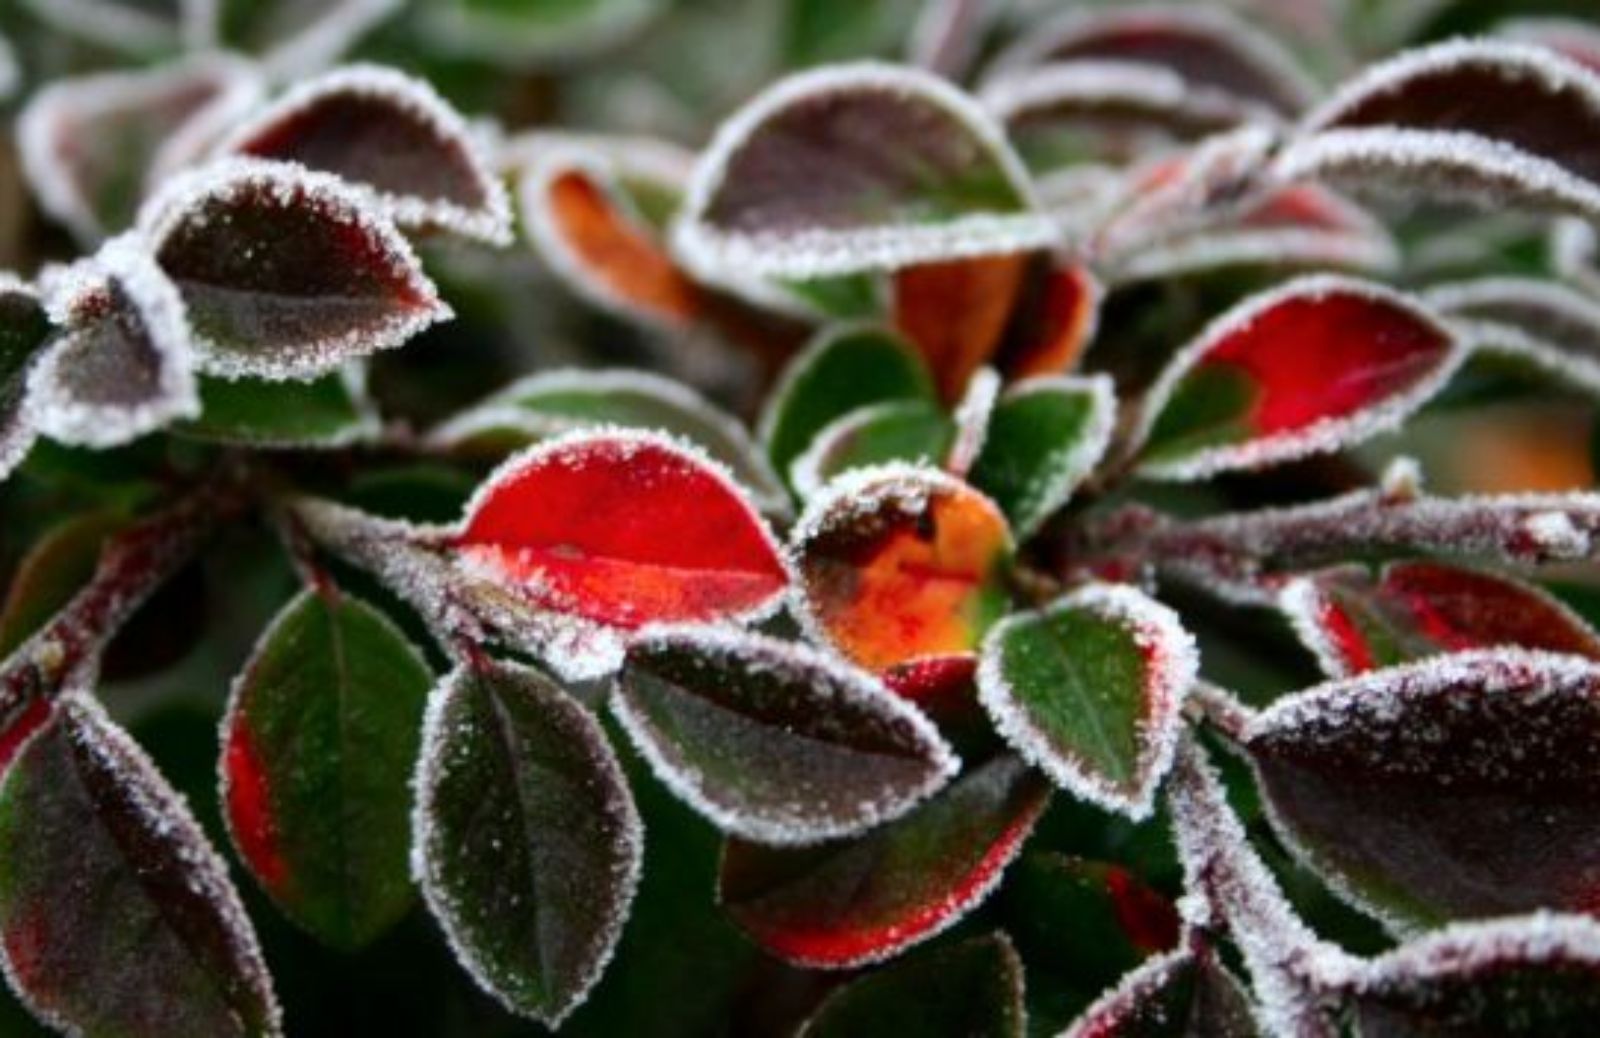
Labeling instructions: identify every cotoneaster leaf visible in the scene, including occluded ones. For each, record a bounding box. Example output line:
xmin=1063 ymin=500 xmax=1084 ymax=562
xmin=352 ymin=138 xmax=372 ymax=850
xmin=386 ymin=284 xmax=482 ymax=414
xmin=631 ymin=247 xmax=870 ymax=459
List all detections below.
xmin=893 ymin=253 xmax=1028 ymax=403
xmin=177 ymin=369 xmax=380 ymax=448
xmin=224 ymin=0 xmax=401 ymax=81
xmin=978 ymin=583 xmax=1197 ymax=819
xmin=139 ymin=158 xmax=450 ymax=381
xmin=0 ymin=278 xmax=55 ymax=483
xmin=0 ymin=692 xmax=281 ymax=1037
xmin=453 ymin=429 xmax=789 ymax=633
xmin=1243 ymin=650 xmax=1600 ymax=932
xmin=789 ymin=401 xmax=955 ymax=500
xmin=718 ymin=754 xmax=1049 ymax=968
xmin=675 ymin=63 xmax=1058 ymax=279
xmin=413 ymin=660 xmax=642 ymax=1027
xmin=799 ymin=932 xmax=1026 ymax=1038
xmin=1061 ymin=945 xmax=1261 ymax=1038
xmin=220 ymin=588 xmax=433 ymax=950
xmin=1425 ymin=276 xmax=1600 ymax=397
xmin=1280 ymin=561 xmax=1600 ymax=678
xmin=1135 ymin=275 xmax=1463 ymax=480
xmin=790 ymin=464 xmax=1013 ymax=672
xmin=613 ymin=627 xmax=957 ymax=845
xmin=221 ymin=64 xmax=511 ymax=244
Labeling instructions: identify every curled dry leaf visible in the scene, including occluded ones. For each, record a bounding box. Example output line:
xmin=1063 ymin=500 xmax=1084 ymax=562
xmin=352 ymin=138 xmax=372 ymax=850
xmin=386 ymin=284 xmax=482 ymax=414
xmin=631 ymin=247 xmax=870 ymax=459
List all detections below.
xmin=222 ymin=64 xmax=511 ymax=243
xmin=718 ymin=754 xmax=1049 ymax=968
xmin=0 ymin=692 xmax=281 ymax=1037
xmin=612 ymin=626 xmax=958 ymax=845
xmin=413 ymin=660 xmax=642 ymax=1027
xmin=675 ymin=63 xmax=1058 ymax=279
xmin=1134 ymin=275 xmax=1464 ymax=480
xmin=139 ymin=158 xmax=450 ymax=381
xmin=790 ymin=463 xmax=1013 ymax=672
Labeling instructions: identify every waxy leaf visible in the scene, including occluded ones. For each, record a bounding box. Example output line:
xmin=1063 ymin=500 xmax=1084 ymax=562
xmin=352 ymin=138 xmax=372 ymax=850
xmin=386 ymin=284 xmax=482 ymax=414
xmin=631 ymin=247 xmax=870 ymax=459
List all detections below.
xmin=719 ymin=754 xmax=1049 ymax=968
xmin=178 ymin=369 xmax=380 ymax=447
xmin=799 ymin=932 xmax=1026 ymax=1038
xmin=978 ymin=583 xmax=1196 ymax=819
xmin=222 ymin=65 xmax=511 ymax=244
xmin=1281 ymin=561 xmax=1600 ymax=678
xmin=456 ymin=429 xmax=789 ymax=631
xmin=0 ymin=279 xmax=54 ymax=482
xmin=987 ymin=4 xmax=1316 ymax=118
xmin=1277 ymin=41 xmax=1600 ymax=224
xmin=0 ymin=693 xmax=281 ymax=1037
xmin=613 ymin=627 xmax=957 ymax=845
xmin=893 ymin=254 xmax=1027 ymax=402
xmin=18 ymin=55 xmax=262 ymax=243
xmin=220 ymin=589 xmax=432 ymax=950
xmin=28 ymin=241 xmax=200 ymax=449
xmin=140 ymin=159 xmax=449 ymax=381
xmin=789 ymin=401 xmax=955 ymax=499
xmin=1243 ymin=650 xmax=1600 ymax=931
xmin=790 ymin=464 xmax=1013 ymax=671
xmin=760 ymin=324 xmax=936 ymax=488
xmin=1136 ymin=275 xmax=1463 ymax=480
xmin=675 ymin=63 xmax=1058 ymax=279
xmin=427 ymin=368 xmax=785 ymax=513
xmin=970 ymin=374 xmax=1115 ymax=538
xmin=413 ymin=660 xmax=642 ymax=1026
xmin=1061 ymin=945 xmax=1260 ymax=1038
xmin=1341 ymin=913 xmax=1600 ymax=1036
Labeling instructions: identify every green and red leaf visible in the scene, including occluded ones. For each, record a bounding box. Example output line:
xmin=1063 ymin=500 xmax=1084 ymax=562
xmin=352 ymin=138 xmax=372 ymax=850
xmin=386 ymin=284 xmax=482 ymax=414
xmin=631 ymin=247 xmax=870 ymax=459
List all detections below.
xmin=1061 ymin=945 xmax=1260 ymax=1038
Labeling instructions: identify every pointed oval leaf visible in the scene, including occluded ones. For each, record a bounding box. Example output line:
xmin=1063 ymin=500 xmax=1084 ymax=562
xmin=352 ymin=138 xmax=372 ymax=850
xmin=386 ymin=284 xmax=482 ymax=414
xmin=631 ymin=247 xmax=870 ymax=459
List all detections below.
xmin=427 ymin=368 xmax=785 ymax=514
xmin=1343 ymin=913 xmax=1600 ymax=1036
xmin=1061 ymin=946 xmax=1260 ymax=1038
xmin=790 ymin=464 xmax=1013 ymax=672
xmin=718 ymin=754 xmax=1049 ymax=968
xmin=220 ymin=588 xmax=432 ymax=950
xmin=799 ymin=932 xmax=1026 ymax=1038
xmin=1277 ymin=41 xmax=1600 ymax=223
xmin=1244 ymin=649 xmax=1600 ymax=931
xmin=140 ymin=159 xmax=450 ymax=381
xmin=1281 ymin=561 xmax=1600 ymax=678
xmin=790 ymin=401 xmax=956 ymax=500
xmin=177 ymin=369 xmax=380 ymax=448
xmin=675 ymin=63 xmax=1058 ymax=279
xmin=970 ymin=374 xmax=1115 ymax=538
xmin=760 ymin=324 xmax=936 ymax=489
xmin=1135 ymin=275 xmax=1463 ymax=480
xmin=0 ymin=692 xmax=281 ymax=1037
xmin=455 ymin=429 xmax=790 ymax=632
xmin=893 ymin=253 xmax=1029 ymax=403
xmin=413 ymin=660 xmax=642 ymax=1027
xmin=612 ymin=626 xmax=957 ymax=845
xmin=27 ymin=241 xmax=200 ymax=448
xmin=222 ymin=65 xmax=511 ymax=244
xmin=978 ymin=583 xmax=1196 ymax=819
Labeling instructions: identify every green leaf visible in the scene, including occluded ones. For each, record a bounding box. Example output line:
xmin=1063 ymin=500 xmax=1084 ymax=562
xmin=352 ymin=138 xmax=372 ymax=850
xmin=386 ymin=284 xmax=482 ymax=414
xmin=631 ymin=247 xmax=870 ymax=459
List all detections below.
xmin=413 ymin=659 xmax=642 ymax=1026
xmin=0 ymin=511 xmax=124 ymax=657
xmin=969 ymin=376 xmax=1115 ymax=538
xmin=760 ymin=324 xmax=935 ymax=489
xmin=176 ymin=371 xmax=378 ymax=447
xmin=799 ymin=932 xmax=1026 ymax=1038
xmin=791 ymin=400 xmax=954 ymax=496
xmin=220 ymin=588 xmax=433 ymax=951
xmin=977 ymin=585 xmax=1197 ymax=819
xmin=0 ymin=693 xmax=280 ymax=1037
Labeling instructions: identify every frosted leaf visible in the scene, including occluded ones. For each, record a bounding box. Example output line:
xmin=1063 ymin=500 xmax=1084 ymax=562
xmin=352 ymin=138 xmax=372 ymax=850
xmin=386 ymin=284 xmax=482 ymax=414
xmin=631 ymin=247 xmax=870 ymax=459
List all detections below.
xmin=1277 ymin=41 xmax=1600 ymax=223
xmin=220 ymin=64 xmax=511 ymax=244
xmin=977 ymin=582 xmax=1197 ymax=819
xmin=788 ymin=463 xmax=1013 ymax=672
xmin=969 ymin=374 xmax=1116 ymax=538
xmin=1105 ymin=183 xmax=1399 ymax=285
xmin=18 ymin=54 xmax=264 ymax=244
xmin=1243 ymin=649 xmax=1600 ymax=933
xmin=945 ymin=366 xmax=999 ymax=478
xmin=139 ymin=158 xmax=449 ymax=381
xmin=718 ymin=754 xmax=1050 ymax=968
xmin=1498 ymin=17 xmax=1600 ymax=73
xmin=27 ymin=237 xmax=200 ymax=449
xmin=419 ymin=0 xmax=659 ymax=65
xmin=0 ymin=691 xmax=282 ymax=1037
xmin=1061 ymin=946 xmax=1262 ymax=1038
xmin=984 ymin=4 xmax=1318 ymax=117
xmin=1133 ymin=274 xmax=1465 ymax=480
xmin=673 ymin=63 xmax=1059 ymax=279
xmin=1424 ymin=276 xmax=1600 ymax=397
xmin=177 ymin=365 xmax=381 ymax=449
xmin=0 ymin=277 xmax=54 ymax=484
xmin=892 ymin=253 xmax=1029 ymax=403
xmin=788 ymin=401 xmax=955 ymax=502
xmin=413 ymin=660 xmax=642 ymax=1026
xmin=19 ymin=0 xmax=214 ymax=55
xmin=611 ymin=625 xmax=958 ymax=845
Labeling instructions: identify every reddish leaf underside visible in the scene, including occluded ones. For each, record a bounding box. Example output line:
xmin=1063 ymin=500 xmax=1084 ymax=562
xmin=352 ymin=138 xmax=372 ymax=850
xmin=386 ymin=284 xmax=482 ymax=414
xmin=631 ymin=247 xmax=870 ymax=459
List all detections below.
xmin=457 ymin=433 xmax=788 ymax=629
xmin=719 ymin=755 xmax=1049 ymax=968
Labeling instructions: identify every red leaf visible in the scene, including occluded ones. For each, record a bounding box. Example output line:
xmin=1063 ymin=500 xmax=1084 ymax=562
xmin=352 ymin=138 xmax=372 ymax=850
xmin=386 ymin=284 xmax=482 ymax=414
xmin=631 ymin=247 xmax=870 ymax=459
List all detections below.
xmin=1000 ymin=261 xmax=1101 ymax=379
xmin=456 ymin=430 xmax=789 ymax=630
xmin=893 ymin=254 xmax=1028 ymax=403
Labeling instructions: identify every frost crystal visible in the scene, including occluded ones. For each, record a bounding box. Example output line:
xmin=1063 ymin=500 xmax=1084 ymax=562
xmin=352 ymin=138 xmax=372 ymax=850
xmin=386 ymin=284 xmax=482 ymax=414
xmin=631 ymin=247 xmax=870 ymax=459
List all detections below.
xmin=1425 ymin=276 xmax=1600 ymax=396
xmin=945 ymin=366 xmax=999 ymax=478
